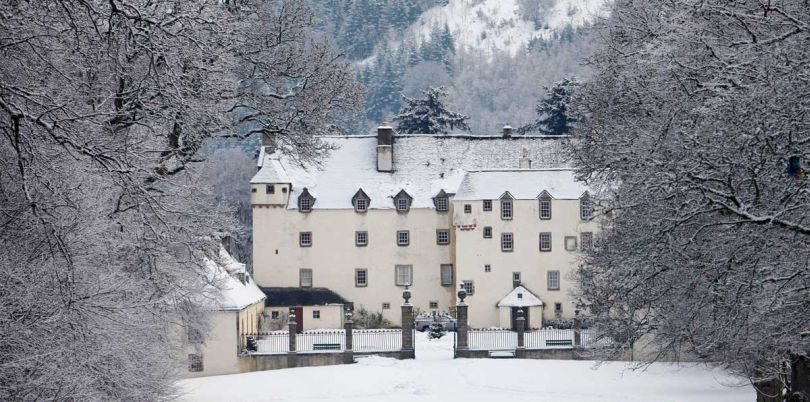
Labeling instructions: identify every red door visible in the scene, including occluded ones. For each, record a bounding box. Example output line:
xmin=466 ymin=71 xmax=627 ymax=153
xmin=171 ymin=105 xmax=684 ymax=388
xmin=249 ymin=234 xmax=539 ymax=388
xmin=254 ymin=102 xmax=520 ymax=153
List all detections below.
xmin=292 ymin=307 xmax=303 ymax=333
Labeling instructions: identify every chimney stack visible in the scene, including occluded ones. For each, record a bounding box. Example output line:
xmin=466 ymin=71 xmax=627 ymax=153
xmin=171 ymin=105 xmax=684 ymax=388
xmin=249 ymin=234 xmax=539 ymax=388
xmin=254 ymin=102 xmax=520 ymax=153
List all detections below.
xmin=502 ymin=124 xmax=513 ymax=138
xmin=519 ymin=147 xmax=532 ymax=169
xmin=377 ymin=124 xmax=394 ymax=172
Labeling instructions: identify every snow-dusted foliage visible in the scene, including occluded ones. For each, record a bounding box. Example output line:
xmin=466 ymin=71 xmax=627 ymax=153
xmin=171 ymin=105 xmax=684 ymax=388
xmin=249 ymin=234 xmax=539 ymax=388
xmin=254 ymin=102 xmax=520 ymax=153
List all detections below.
xmin=519 ymin=78 xmax=580 ymax=135
xmin=567 ymin=0 xmax=809 ymax=398
xmin=394 ymin=86 xmax=470 ymax=133
xmin=0 ymin=1 xmax=360 ymax=400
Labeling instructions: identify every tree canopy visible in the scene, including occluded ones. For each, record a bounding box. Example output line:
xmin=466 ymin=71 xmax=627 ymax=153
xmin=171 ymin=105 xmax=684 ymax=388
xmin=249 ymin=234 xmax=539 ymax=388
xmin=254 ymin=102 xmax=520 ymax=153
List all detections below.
xmin=394 ymin=86 xmax=470 ymax=134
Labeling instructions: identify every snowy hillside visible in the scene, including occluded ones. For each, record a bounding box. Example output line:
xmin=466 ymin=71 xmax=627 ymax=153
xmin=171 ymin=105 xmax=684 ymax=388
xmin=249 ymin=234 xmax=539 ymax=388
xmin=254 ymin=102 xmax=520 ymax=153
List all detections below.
xmin=408 ymin=0 xmax=608 ymax=56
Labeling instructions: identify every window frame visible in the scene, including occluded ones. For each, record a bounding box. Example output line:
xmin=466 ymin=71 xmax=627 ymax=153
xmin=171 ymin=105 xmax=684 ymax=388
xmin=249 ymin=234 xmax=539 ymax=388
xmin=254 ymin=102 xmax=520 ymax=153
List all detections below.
xmin=580 ymin=194 xmax=593 ymax=220
xmin=547 ymin=270 xmax=560 ymax=291
xmin=395 ymin=264 xmax=413 ymax=286
xmin=501 ymin=232 xmax=514 ymax=252
xmin=355 ymin=268 xmax=368 ymax=287
xmin=483 ymin=199 xmax=492 ymax=211
xmin=396 ymin=230 xmax=410 ymax=246
xmin=435 ymin=197 xmax=449 ymax=212
xmin=188 ymin=354 xmax=204 ymax=372
xmin=313 ymin=310 xmax=321 ymax=319
xmin=554 ymin=302 xmax=563 ymax=317
xmin=539 ymin=232 xmax=552 ymax=252
xmin=513 ymin=271 xmax=522 ymax=283
xmin=440 ymin=264 xmax=453 ymax=286
xmin=266 ymin=184 xmax=275 ymax=194
xmin=539 ymin=195 xmax=551 ymax=220
xmin=299 ymin=268 xmax=313 ymax=288
xmin=429 ymin=301 xmax=439 ymax=309
xmin=355 ymin=230 xmax=368 ymax=247
xmin=483 ymin=226 xmax=493 ymax=238
xmin=299 ymin=231 xmax=312 ymax=247
xmin=355 ymin=197 xmax=368 ymax=212
xmin=436 ymin=229 xmax=450 ymax=245
xmin=397 ymin=198 xmax=408 ymax=211
xmin=484 ymin=264 xmax=491 ymax=273
xmin=501 ymin=198 xmax=513 ymax=220
xmin=564 ymin=236 xmax=577 ymax=251
xmin=462 ymin=280 xmax=475 ymax=295
xmin=382 ymin=302 xmax=391 ymax=310
xmin=464 ymin=204 xmax=472 ymax=213
xmin=581 ymin=232 xmax=593 ymax=250
xmin=271 ymin=311 xmax=280 ymax=320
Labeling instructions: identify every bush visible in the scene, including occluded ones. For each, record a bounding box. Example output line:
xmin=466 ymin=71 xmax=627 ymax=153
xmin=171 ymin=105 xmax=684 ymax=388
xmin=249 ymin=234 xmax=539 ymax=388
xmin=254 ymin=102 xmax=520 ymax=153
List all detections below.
xmin=428 ymin=323 xmax=446 ymax=340
xmin=353 ymin=307 xmax=395 ymax=329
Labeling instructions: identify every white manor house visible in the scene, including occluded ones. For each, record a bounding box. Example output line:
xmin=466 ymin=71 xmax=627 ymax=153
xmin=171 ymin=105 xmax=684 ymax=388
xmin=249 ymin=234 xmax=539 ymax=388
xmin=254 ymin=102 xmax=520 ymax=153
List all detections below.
xmin=250 ymin=125 xmax=600 ymax=330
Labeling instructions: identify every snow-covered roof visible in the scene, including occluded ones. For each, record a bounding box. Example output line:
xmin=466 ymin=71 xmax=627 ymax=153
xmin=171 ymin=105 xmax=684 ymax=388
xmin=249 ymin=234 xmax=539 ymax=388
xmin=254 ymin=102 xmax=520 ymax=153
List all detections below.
xmin=454 ymin=169 xmax=589 ymax=201
xmin=201 ymin=247 xmax=266 ymax=311
xmin=251 ymin=134 xmax=569 ymax=210
xmin=497 ymin=285 xmax=544 ymax=307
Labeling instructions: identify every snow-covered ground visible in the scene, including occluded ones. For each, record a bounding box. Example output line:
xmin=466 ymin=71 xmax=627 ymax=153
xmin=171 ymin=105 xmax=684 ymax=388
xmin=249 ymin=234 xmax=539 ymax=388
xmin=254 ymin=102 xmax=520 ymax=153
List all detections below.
xmin=178 ymin=332 xmax=754 ymax=402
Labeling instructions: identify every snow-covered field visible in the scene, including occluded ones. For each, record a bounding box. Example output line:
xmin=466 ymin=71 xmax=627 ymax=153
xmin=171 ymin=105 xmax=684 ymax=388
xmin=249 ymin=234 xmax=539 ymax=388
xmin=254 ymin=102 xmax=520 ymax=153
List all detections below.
xmin=178 ymin=333 xmax=754 ymax=402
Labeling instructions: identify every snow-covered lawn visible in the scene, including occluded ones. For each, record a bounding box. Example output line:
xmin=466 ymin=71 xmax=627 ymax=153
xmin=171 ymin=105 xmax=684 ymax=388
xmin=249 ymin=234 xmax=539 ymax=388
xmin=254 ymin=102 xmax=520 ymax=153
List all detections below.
xmin=178 ymin=332 xmax=754 ymax=402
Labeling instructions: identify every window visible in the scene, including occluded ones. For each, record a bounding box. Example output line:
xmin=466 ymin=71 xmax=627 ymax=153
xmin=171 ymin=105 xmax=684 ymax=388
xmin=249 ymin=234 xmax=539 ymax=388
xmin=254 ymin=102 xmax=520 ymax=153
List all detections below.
xmin=271 ymin=311 xmax=280 ymax=320
xmin=313 ymin=310 xmax=321 ymax=319
xmin=355 ymin=231 xmax=368 ymax=247
xmin=554 ymin=302 xmax=563 ymax=318
xmin=565 ymin=236 xmax=577 ymax=251
xmin=581 ymin=232 xmax=593 ymax=250
xmin=187 ymin=327 xmax=203 ymax=344
xmin=483 ymin=226 xmax=492 ymax=239
xmin=188 ymin=354 xmax=204 ymax=372
xmin=353 ymin=189 xmax=370 ymax=213
xmin=484 ymin=264 xmax=491 ymax=273
xmin=436 ymin=229 xmax=450 ymax=245
xmin=298 ymin=188 xmax=315 ymax=212
xmin=382 ymin=303 xmax=391 ymax=310
xmin=355 ymin=269 xmax=368 ymax=287
xmin=483 ymin=200 xmax=492 ymax=211
xmin=436 ymin=197 xmax=448 ymax=212
xmin=266 ymin=184 xmax=275 ymax=194
xmin=548 ymin=270 xmax=560 ymax=290
xmin=539 ymin=196 xmax=551 ymax=219
xmin=395 ymin=265 xmax=413 ymax=286
xmin=396 ymin=230 xmax=410 ymax=246
xmin=299 ymin=232 xmax=312 ymax=247
xmin=299 ymin=268 xmax=313 ymax=288
xmin=397 ymin=198 xmax=408 ymax=211
xmin=539 ymin=232 xmax=552 ymax=252
xmin=394 ymin=190 xmax=412 ymax=212
xmin=440 ymin=264 xmax=453 ymax=286
xmin=580 ymin=195 xmax=593 ymax=220
xmin=464 ymin=204 xmax=472 ymax=213
xmin=429 ymin=301 xmax=439 ymax=309
xmin=513 ymin=272 xmax=522 ymax=282
xmin=501 ymin=198 xmax=513 ymax=220
xmin=251 ymin=187 xmax=257 ymax=193
xmin=501 ymin=232 xmax=514 ymax=252
xmin=461 ymin=280 xmax=475 ymax=295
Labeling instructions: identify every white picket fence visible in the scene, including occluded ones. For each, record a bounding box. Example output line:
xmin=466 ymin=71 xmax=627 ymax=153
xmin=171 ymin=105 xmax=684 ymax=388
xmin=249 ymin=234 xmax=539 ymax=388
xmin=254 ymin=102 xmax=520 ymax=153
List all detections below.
xmin=252 ymin=329 xmax=402 ymax=355
xmin=467 ymin=328 xmax=608 ymax=351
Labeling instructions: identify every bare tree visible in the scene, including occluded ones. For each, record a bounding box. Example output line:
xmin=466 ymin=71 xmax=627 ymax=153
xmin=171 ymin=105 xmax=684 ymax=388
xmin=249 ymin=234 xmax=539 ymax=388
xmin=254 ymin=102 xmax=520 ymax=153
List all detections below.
xmin=0 ymin=0 xmax=361 ymax=400
xmin=567 ymin=1 xmax=809 ymax=400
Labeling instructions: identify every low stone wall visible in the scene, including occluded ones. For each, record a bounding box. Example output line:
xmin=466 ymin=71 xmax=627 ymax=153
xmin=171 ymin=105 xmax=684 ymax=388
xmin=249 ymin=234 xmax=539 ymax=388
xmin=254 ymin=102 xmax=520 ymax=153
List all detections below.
xmin=237 ymin=350 xmax=409 ymax=373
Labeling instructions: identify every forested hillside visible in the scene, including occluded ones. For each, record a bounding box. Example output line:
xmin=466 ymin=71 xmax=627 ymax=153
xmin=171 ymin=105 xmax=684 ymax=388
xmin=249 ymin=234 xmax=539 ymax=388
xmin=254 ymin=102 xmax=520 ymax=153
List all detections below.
xmin=311 ymin=0 xmax=606 ymax=133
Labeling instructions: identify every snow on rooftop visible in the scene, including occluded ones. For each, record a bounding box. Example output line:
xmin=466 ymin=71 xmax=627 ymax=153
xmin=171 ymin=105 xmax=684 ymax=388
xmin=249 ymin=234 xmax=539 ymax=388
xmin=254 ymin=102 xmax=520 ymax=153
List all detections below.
xmin=250 ymin=134 xmax=569 ymax=210
xmin=454 ymin=169 xmax=590 ymax=201
xmin=497 ymin=285 xmax=544 ymax=307
xmin=201 ymin=247 xmax=265 ymax=311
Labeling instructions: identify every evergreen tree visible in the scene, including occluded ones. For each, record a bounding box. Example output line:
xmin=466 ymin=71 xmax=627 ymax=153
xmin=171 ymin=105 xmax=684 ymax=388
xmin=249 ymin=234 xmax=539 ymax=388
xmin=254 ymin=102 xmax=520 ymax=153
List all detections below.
xmin=428 ymin=322 xmax=446 ymax=339
xmin=520 ymin=78 xmax=580 ymax=135
xmin=394 ymin=86 xmax=470 ymax=133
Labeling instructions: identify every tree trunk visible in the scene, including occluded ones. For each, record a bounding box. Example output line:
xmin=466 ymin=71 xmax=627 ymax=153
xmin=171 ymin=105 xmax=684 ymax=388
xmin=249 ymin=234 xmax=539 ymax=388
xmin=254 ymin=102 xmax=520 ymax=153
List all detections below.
xmin=788 ymin=354 xmax=810 ymax=402
xmin=755 ymin=378 xmax=783 ymax=402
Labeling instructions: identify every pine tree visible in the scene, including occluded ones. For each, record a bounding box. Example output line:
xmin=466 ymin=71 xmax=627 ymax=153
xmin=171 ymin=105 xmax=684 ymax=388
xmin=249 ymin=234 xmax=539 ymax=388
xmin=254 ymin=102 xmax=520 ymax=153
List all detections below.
xmin=394 ymin=86 xmax=470 ymax=134
xmin=521 ymin=78 xmax=579 ymax=135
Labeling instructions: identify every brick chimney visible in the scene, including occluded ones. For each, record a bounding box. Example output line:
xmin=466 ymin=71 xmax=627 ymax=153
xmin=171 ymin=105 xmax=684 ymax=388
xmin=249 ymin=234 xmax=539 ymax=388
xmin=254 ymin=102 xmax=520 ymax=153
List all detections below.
xmin=519 ymin=147 xmax=532 ymax=169
xmin=502 ymin=124 xmax=513 ymax=138
xmin=377 ymin=124 xmax=394 ymax=172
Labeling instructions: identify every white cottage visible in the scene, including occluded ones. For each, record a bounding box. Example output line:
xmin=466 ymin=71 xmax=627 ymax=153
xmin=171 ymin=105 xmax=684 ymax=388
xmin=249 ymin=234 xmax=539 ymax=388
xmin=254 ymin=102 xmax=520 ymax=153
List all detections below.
xmin=250 ymin=125 xmax=599 ymax=328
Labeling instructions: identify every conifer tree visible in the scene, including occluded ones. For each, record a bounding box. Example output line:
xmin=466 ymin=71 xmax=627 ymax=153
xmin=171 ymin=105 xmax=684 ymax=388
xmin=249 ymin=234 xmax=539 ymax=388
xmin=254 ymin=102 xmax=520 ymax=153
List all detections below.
xmin=394 ymin=86 xmax=470 ymax=133
xmin=521 ymin=78 xmax=579 ymax=135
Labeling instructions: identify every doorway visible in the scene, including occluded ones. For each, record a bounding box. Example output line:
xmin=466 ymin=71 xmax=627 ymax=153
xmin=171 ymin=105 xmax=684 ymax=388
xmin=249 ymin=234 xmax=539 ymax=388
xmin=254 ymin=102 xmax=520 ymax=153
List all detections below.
xmin=510 ymin=307 xmax=529 ymax=331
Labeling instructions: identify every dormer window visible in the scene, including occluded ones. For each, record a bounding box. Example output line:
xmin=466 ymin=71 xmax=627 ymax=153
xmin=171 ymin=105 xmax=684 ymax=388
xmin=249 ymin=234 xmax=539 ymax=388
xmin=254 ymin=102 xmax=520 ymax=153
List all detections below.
xmin=297 ymin=188 xmax=315 ymax=213
xmin=500 ymin=193 xmax=514 ymax=220
xmin=352 ymin=189 xmax=370 ymax=213
xmin=580 ymin=193 xmax=593 ymax=220
xmin=433 ymin=190 xmax=449 ymax=212
xmin=393 ymin=190 xmax=413 ymax=213
xmin=538 ymin=191 xmax=551 ymax=220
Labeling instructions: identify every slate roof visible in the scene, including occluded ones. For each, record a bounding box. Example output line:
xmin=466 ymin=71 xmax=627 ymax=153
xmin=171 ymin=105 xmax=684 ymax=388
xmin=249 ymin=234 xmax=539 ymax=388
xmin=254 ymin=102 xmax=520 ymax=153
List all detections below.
xmin=251 ymin=134 xmax=569 ymax=210
xmin=260 ymin=287 xmax=349 ymax=307
xmin=454 ymin=169 xmax=590 ymax=201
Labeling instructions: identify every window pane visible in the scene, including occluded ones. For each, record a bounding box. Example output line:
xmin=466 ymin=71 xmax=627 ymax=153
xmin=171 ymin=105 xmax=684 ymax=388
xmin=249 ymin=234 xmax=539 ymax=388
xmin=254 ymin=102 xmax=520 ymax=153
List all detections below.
xmin=356 ymin=269 xmax=367 ymax=286
xmin=501 ymin=233 xmax=513 ymax=251
xmin=539 ymin=233 xmax=552 ymax=251
xmin=539 ymin=199 xmax=551 ymax=219
xmin=395 ymin=265 xmax=412 ymax=286
xmin=462 ymin=280 xmax=474 ymax=295
xmin=397 ymin=231 xmax=409 ymax=246
xmin=548 ymin=271 xmax=560 ymax=290
xmin=501 ymin=200 xmax=512 ymax=219
xmin=440 ymin=264 xmax=453 ymax=286
xmin=580 ymin=197 xmax=592 ymax=219
xmin=483 ymin=200 xmax=492 ymax=211
xmin=483 ymin=227 xmax=492 ymax=238
xmin=300 ymin=269 xmax=313 ymax=287
xmin=581 ymin=232 xmax=593 ymax=250
xmin=437 ymin=230 xmax=449 ymax=245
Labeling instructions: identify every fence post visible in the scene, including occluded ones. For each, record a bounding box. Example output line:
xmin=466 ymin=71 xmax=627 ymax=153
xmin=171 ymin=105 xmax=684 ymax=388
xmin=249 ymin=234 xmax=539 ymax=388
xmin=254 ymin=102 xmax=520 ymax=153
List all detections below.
xmin=287 ymin=311 xmax=297 ymax=368
xmin=455 ymin=285 xmax=469 ymax=358
xmin=400 ymin=286 xmax=415 ymax=359
xmin=516 ymin=308 xmax=526 ymax=358
xmin=574 ymin=313 xmax=582 ymax=347
xmin=343 ymin=311 xmax=354 ymax=364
